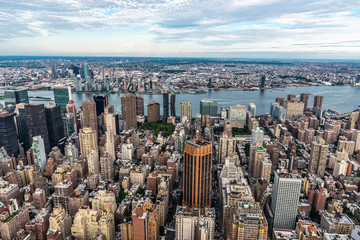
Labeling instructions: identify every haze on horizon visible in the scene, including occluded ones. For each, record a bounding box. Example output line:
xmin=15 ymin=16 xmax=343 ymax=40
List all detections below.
xmin=1 ymin=0 xmax=360 ymax=59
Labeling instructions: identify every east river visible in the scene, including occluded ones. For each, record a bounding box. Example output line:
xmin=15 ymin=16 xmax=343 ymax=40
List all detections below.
xmin=1 ymin=86 xmax=360 ymax=117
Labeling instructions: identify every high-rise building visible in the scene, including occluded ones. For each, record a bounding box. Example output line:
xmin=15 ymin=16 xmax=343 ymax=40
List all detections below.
xmin=217 ymin=133 xmax=236 ymax=163
xmin=249 ymin=144 xmax=267 ymax=179
xmin=248 ymin=102 xmax=256 ymax=117
xmin=271 ymin=172 xmax=302 ymax=230
xmin=63 ymin=113 xmax=75 ymax=138
xmin=309 ymin=141 xmax=329 ymax=177
xmin=147 ymin=101 xmax=160 ymax=123
xmin=32 ymin=136 xmax=47 ymax=172
xmin=283 ymin=100 xmax=304 ymax=119
xmin=92 ymin=190 xmax=117 ymax=214
xmin=132 ymin=199 xmax=160 ymax=240
xmin=93 ymin=95 xmax=108 ymax=116
xmin=351 ymin=130 xmax=360 ymax=152
xmin=229 ymin=104 xmax=247 ymax=125
xmin=81 ymin=99 xmax=97 ymax=131
xmin=49 ymin=205 xmax=72 ymax=239
xmin=270 ymin=102 xmax=287 ymax=122
xmin=75 ymin=78 xmax=83 ymax=92
xmin=87 ymin=149 xmax=100 ymax=175
xmin=163 ymin=93 xmax=169 ymax=122
xmin=53 ymin=86 xmax=71 ymax=109
xmin=105 ymin=126 xmax=115 ymax=160
xmin=251 ymin=127 xmax=264 ymax=147
xmin=4 ymin=89 xmax=29 ymax=107
xmin=100 ymin=153 xmax=114 ymax=181
xmin=15 ymin=104 xmax=31 ymax=151
xmin=300 ymin=93 xmax=309 ymax=110
xmin=183 ymin=139 xmax=212 ymax=212
xmin=0 ymin=208 xmax=30 ymax=240
xmin=83 ymin=64 xmax=89 ymax=78
xmin=170 ymin=94 xmax=176 ymax=117
xmin=121 ymin=94 xmax=137 ymax=129
xmin=136 ymin=95 xmax=144 ymax=116
xmin=71 ymin=206 xmax=115 ymax=240
xmin=66 ymin=100 xmax=78 ymax=133
xmin=180 ymin=102 xmax=192 ymax=121
xmin=200 ymin=100 xmax=218 ymax=116
xmin=260 ymin=75 xmax=266 ymax=89
xmin=79 ymin=128 xmax=98 ymax=160
xmin=0 ymin=112 xmax=19 ymax=156
xmin=313 ymin=95 xmax=324 ymax=109
xmin=24 ymin=104 xmax=50 ymax=153
xmin=45 ymin=103 xmax=65 ymax=149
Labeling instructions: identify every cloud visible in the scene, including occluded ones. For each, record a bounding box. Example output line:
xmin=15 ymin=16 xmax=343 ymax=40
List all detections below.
xmin=0 ymin=0 xmax=360 ymax=57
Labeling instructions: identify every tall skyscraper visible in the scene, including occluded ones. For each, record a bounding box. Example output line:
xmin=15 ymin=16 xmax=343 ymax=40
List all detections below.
xmin=200 ymin=100 xmax=218 ymax=116
xmin=66 ymin=100 xmax=78 ymax=133
xmin=63 ymin=113 xmax=75 ymax=138
xmin=93 ymin=95 xmax=108 ymax=116
xmin=260 ymin=75 xmax=266 ymax=89
xmin=53 ymin=86 xmax=71 ymax=109
xmin=79 ymin=128 xmax=98 ymax=160
xmin=0 ymin=112 xmax=19 ymax=156
xmin=180 ymin=102 xmax=192 ymax=121
xmin=163 ymin=93 xmax=169 ymax=122
xmin=81 ymin=99 xmax=97 ymax=132
xmin=100 ymin=153 xmax=114 ymax=181
xmin=251 ymin=127 xmax=264 ymax=147
xmin=121 ymin=93 xmax=137 ymax=129
xmin=300 ymin=93 xmax=309 ymax=110
xmin=24 ymin=104 xmax=50 ymax=153
xmin=4 ymin=89 xmax=29 ymax=107
xmin=309 ymin=140 xmax=329 ymax=177
xmin=45 ymin=103 xmax=65 ymax=149
xmin=248 ymin=102 xmax=256 ymax=117
xmin=170 ymin=94 xmax=176 ymax=117
xmin=313 ymin=95 xmax=324 ymax=109
xmin=217 ymin=134 xmax=236 ymax=163
xmin=147 ymin=101 xmax=160 ymax=123
xmin=83 ymin=64 xmax=89 ymax=78
xmin=271 ymin=172 xmax=302 ymax=230
xmin=183 ymin=139 xmax=212 ymax=212
xmin=105 ymin=126 xmax=115 ymax=160
xmin=87 ymin=149 xmax=100 ymax=175
xmin=136 ymin=95 xmax=144 ymax=116
xmin=32 ymin=136 xmax=46 ymax=172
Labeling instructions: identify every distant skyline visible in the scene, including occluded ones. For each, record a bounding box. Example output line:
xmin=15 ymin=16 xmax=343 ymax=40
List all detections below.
xmin=1 ymin=1 xmax=360 ymax=58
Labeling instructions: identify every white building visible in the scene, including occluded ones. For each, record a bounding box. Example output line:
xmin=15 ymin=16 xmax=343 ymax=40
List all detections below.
xmin=32 ymin=136 xmax=46 ymax=172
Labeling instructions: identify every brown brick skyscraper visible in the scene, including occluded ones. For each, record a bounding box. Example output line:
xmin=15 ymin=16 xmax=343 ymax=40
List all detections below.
xmin=313 ymin=95 xmax=324 ymax=109
xmin=81 ymin=99 xmax=97 ymax=132
xmin=183 ymin=138 xmax=212 ymax=212
xmin=121 ymin=93 xmax=137 ymax=129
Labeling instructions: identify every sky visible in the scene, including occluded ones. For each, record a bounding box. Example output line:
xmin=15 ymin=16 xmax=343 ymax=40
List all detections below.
xmin=0 ymin=0 xmax=360 ymax=58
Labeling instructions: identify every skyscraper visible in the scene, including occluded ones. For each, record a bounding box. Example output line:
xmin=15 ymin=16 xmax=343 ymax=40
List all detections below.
xmin=83 ymin=64 xmax=89 ymax=78
xmin=121 ymin=93 xmax=137 ymax=129
xmin=4 ymin=89 xmax=29 ymax=107
xmin=271 ymin=172 xmax=302 ymax=230
xmin=147 ymin=101 xmax=160 ymax=123
xmin=260 ymin=76 xmax=266 ymax=89
xmin=53 ymin=86 xmax=71 ymax=109
xmin=180 ymin=102 xmax=192 ymax=121
xmin=79 ymin=128 xmax=98 ymax=160
xmin=300 ymin=93 xmax=309 ymax=110
xmin=45 ymin=103 xmax=65 ymax=149
xmin=309 ymin=140 xmax=329 ymax=177
xmin=248 ymin=102 xmax=256 ymax=117
xmin=183 ymin=139 xmax=212 ymax=212
xmin=81 ymin=99 xmax=97 ymax=131
xmin=163 ymin=93 xmax=169 ymax=122
xmin=136 ymin=95 xmax=144 ymax=116
xmin=200 ymin=100 xmax=218 ymax=116
xmin=170 ymin=94 xmax=176 ymax=117
xmin=105 ymin=126 xmax=115 ymax=161
xmin=217 ymin=134 xmax=236 ymax=163
xmin=93 ymin=95 xmax=108 ymax=116
xmin=100 ymin=153 xmax=114 ymax=181
xmin=251 ymin=127 xmax=264 ymax=147
xmin=24 ymin=104 xmax=50 ymax=153
xmin=66 ymin=100 xmax=78 ymax=133
xmin=63 ymin=113 xmax=75 ymax=138
xmin=0 ymin=112 xmax=19 ymax=156
xmin=313 ymin=95 xmax=324 ymax=109
xmin=32 ymin=136 xmax=46 ymax=172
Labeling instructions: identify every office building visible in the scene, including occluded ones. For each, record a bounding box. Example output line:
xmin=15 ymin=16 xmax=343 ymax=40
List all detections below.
xmin=147 ymin=101 xmax=160 ymax=123
xmin=309 ymin=141 xmax=329 ymax=177
xmin=314 ymin=95 xmax=324 ymax=109
xmin=248 ymin=102 xmax=256 ymax=117
xmin=183 ymin=139 xmax=212 ymax=211
xmin=79 ymin=127 xmax=98 ymax=160
xmin=32 ymin=136 xmax=47 ymax=172
xmin=180 ymin=102 xmax=192 ymax=121
xmin=100 ymin=153 xmax=114 ymax=181
xmin=49 ymin=205 xmax=72 ymax=239
xmin=251 ymin=127 xmax=264 ymax=147
xmin=81 ymin=99 xmax=97 ymax=131
xmin=53 ymin=86 xmax=71 ymax=109
xmin=71 ymin=206 xmax=115 ymax=240
xmin=229 ymin=104 xmax=247 ymax=125
xmin=93 ymin=95 xmax=108 ymax=116
xmin=300 ymin=93 xmax=309 ymax=110
xmin=270 ymin=102 xmax=287 ymax=122
xmin=163 ymin=93 xmax=169 ymax=122
xmin=271 ymin=172 xmax=302 ymax=230
xmin=217 ymin=133 xmax=236 ymax=163
xmin=170 ymin=94 xmax=176 ymax=117
xmin=4 ymin=89 xmax=29 ymax=107
xmin=25 ymin=104 xmax=50 ymax=153
xmin=200 ymin=100 xmax=218 ymax=116
xmin=260 ymin=75 xmax=266 ymax=89
xmin=105 ymin=126 xmax=115 ymax=160
xmin=66 ymin=100 xmax=78 ymax=132
xmin=136 ymin=95 xmax=144 ymax=116
xmin=63 ymin=113 xmax=75 ymax=138
xmin=0 ymin=112 xmax=19 ymax=156
xmin=121 ymin=93 xmax=137 ymax=129
xmin=45 ymin=103 xmax=65 ymax=149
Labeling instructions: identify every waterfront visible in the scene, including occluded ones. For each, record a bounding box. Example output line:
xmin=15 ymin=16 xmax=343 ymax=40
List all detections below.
xmin=1 ymin=86 xmax=360 ymax=117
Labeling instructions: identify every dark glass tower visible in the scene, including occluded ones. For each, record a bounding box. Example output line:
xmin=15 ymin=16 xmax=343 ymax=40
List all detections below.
xmin=170 ymin=94 xmax=176 ymax=117
xmin=162 ymin=93 xmax=169 ymax=122
xmin=53 ymin=87 xmax=70 ymax=109
xmin=4 ymin=89 xmax=29 ymax=107
xmin=45 ymin=103 xmax=66 ymax=150
xmin=0 ymin=112 xmax=19 ymax=156
xmin=260 ymin=76 xmax=266 ymax=89
xmin=93 ymin=95 xmax=108 ymax=116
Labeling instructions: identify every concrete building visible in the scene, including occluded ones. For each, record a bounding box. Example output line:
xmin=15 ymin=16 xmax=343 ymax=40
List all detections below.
xmin=283 ymin=100 xmax=304 ymax=119
xmin=229 ymin=104 xmax=247 ymax=125
xmin=313 ymin=95 xmax=324 ymax=109
xmin=200 ymin=100 xmax=218 ymax=116
xmin=100 ymin=153 xmax=114 ymax=181
xmin=309 ymin=141 xmax=329 ymax=177
xmin=180 ymin=102 xmax=192 ymax=121
xmin=251 ymin=127 xmax=264 ymax=147
xmin=0 ymin=112 xmax=19 ymax=157
xmin=105 ymin=126 xmax=115 ymax=161
xmin=32 ymin=136 xmax=47 ymax=172
xmin=0 ymin=208 xmax=30 ymax=240
xmin=333 ymin=160 xmax=349 ymax=178
xmin=132 ymin=199 xmax=159 ymax=240
xmin=271 ymin=172 xmax=302 ymax=230
xmin=270 ymin=102 xmax=287 ymax=122
xmin=49 ymin=205 xmax=72 ymax=239
xmin=248 ymin=102 xmax=256 ymax=117
xmin=88 ymin=149 xmax=100 ymax=175
xmin=92 ymin=190 xmax=117 ymax=214
xmin=81 ymin=99 xmax=97 ymax=132
xmin=136 ymin=95 xmax=144 ymax=116
xmin=121 ymin=94 xmax=137 ymax=129
xmin=147 ymin=101 xmax=160 ymax=123
xmin=130 ymin=165 xmax=148 ymax=186
xmin=79 ymin=127 xmax=98 ymax=160
xmin=320 ymin=211 xmax=354 ymax=235
xmin=217 ymin=134 xmax=236 ymax=163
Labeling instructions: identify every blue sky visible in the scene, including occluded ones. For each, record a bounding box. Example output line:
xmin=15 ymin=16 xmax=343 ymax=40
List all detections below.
xmin=0 ymin=0 xmax=360 ymax=58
